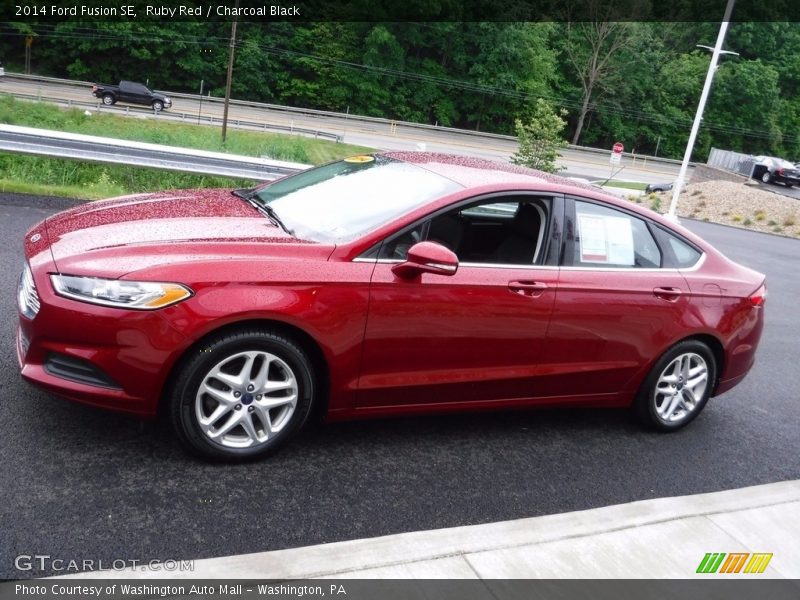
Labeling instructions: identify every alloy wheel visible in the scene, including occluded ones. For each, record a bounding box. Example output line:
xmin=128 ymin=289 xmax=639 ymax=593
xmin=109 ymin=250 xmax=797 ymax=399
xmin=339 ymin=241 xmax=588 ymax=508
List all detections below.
xmin=652 ymin=352 xmax=709 ymax=424
xmin=194 ymin=350 xmax=298 ymax=449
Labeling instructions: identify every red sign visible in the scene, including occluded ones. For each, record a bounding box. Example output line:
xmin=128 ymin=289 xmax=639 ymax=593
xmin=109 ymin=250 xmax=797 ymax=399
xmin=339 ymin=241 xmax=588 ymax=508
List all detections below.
xmin=612 ymin=142 xmax=624 ymax=154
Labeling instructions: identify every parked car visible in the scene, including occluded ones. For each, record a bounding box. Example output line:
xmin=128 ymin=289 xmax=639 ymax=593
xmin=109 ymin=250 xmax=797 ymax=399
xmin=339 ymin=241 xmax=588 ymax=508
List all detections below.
xmin=16 ymin=153 xmax=766 ymax=460
xmin=91 ymin=80 xmax=172 ymax=111
xmin=645 ymin=182 xmax=674 ymax=193
xmin=752 ymin=156 xmax=800 ymax=186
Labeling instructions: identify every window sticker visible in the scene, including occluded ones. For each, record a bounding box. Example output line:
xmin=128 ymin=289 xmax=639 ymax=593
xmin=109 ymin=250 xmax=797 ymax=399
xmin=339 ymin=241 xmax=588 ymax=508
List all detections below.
xmin=578 ymin=215 xmax=608 ymax=262
xmin=578 ymin=213 xmax=635 ymax=265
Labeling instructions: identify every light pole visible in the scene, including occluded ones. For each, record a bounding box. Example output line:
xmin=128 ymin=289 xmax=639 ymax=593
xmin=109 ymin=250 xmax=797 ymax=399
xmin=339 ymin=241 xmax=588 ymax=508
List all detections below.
xmin=667 ymin=0 xmax=736 ymax=221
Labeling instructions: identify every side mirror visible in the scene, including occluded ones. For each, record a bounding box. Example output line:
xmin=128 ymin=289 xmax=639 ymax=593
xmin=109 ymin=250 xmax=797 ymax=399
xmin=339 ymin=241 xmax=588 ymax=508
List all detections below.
xmin=392 ymin=241 xmax=459 ymax=279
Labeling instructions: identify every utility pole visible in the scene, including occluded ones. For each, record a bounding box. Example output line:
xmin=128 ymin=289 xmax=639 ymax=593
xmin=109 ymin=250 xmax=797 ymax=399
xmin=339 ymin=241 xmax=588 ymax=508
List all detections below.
xmin=667 ymin=0 xmax=736 ymax=220
xmin=25 ymin=36 xmax=33 ymax=74
xmin=197 ymin=79 xmax=204 ymax=125
xmin=221 ymin=0 xmax=239 ymax=143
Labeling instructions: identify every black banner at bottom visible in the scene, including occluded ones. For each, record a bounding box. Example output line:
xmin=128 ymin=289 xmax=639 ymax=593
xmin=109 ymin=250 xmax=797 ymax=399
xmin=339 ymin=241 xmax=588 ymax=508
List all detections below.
xmin=2 ymin=579 xmax=800 ymax=600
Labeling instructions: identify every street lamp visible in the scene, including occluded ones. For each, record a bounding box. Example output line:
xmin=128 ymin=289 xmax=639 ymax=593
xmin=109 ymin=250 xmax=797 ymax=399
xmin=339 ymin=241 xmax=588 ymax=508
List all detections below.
xmin=666 ymin=0 xmax=736 ymax=221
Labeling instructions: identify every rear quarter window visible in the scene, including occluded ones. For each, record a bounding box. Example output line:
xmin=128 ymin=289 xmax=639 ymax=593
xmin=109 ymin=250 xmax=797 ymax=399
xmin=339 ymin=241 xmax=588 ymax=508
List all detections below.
xmin=665 ymin=234 xmax=702 ymax=268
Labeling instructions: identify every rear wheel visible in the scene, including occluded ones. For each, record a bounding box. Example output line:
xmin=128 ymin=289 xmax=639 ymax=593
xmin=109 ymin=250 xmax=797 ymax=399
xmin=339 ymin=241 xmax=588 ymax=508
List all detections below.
xmin=635 ymin=340 xmax=716 ymax=431
xmin=101 ymin=94 xmax=115 ymax=105
xmin=761 ymin=171 xmax=772 ymax=184
xmin=170 ymin=329 xmax=315 ymax=461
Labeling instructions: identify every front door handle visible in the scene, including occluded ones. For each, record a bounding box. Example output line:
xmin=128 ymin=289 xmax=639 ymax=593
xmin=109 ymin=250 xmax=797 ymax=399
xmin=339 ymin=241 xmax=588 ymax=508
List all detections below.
xmin=653 ymin=286 xmax=683 ymax=302
xmin=508 ymin=280 xmax=548 ymax=298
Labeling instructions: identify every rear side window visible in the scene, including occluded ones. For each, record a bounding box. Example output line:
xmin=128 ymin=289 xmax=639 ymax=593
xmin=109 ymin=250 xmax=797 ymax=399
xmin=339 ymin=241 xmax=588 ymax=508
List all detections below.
xmin=665 ymin=234 xmax=702 ymax=268
xmin=572 ymin=201 xmax=661 ymax=268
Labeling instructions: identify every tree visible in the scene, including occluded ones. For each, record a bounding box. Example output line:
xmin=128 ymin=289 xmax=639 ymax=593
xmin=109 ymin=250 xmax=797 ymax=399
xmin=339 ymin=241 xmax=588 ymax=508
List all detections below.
xmin=510 ymin=99 xmax=568 ymax=173
xmin=562 ymin=20 xmax=637 ymax=145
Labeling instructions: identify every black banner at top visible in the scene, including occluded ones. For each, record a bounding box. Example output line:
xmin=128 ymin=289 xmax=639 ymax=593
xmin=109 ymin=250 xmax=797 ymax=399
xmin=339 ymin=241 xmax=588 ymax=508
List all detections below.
xmin=2 ymin=0 xmax=800 ymax=22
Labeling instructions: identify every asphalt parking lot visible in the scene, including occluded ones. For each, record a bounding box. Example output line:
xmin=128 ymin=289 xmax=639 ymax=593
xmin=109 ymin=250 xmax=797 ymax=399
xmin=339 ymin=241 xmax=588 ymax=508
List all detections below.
xmin=1 ymin=193 xmax=798 ymax=579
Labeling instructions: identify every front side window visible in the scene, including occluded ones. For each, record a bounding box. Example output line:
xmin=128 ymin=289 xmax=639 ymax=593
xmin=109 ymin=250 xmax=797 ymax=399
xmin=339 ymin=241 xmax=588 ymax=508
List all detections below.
xmin=572 ymin=201 xmax=661 ymax=268
xmin=379 ymin=197 xmax=551 ymax=265
xmin=252 ymin=156 xmax=461 ymax=243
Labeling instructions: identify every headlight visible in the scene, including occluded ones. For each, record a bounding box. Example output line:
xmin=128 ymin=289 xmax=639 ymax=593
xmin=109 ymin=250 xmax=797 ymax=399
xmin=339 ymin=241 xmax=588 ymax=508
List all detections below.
xmin=18 ymin=263 xmax=41 ymax=319
xmin=50 ymin=274 xmax=192 ymax=310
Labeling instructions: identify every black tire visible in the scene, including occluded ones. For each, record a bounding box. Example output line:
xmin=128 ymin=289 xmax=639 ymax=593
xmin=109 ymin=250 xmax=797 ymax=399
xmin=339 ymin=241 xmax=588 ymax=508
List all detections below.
xmin=101 ymin=94 xmax=115 ymax=105
xmin=152 ymin=100 xmax=163 ymax=111
xmin=634 ymin=340 xmax=716 ymax=432
xmin=761 ymin=171 xmax=772 ymax=184
xmin=169 ymin=329 xmax=315 ymax=461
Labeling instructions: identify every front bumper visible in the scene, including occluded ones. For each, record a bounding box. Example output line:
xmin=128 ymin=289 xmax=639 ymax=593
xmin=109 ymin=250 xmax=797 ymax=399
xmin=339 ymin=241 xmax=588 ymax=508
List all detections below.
xmin=16 ymin=266 xmax=189 ymax=417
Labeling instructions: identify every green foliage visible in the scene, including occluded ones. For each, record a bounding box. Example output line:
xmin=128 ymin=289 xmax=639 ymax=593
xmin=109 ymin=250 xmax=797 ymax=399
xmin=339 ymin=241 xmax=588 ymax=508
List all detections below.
xmin=650 ymin=197 xmax=662 ymax=212
xmin=2 ymin=21 xmax=800 ymax=160
xmin=510 ymin=99 xmax=568 ymax=173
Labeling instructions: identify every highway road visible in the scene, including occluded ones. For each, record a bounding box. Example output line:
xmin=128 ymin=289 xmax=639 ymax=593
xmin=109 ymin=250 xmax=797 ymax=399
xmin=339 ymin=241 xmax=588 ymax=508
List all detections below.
xmin=1 ymin=193 xmax=798 ymax=578
xmin=0 ymin=74 xmax=682 ymax=183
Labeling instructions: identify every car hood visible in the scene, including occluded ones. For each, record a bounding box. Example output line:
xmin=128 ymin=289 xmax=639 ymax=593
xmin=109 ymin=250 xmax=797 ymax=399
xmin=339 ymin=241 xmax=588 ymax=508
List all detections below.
xmin=43 ymin=189 xmax=326 ymax=278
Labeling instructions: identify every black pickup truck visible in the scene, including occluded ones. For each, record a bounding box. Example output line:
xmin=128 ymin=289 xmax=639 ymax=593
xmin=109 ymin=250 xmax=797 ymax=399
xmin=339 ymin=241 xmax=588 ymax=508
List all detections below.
xmin=91 ymin=80 xmax=172 ymax=111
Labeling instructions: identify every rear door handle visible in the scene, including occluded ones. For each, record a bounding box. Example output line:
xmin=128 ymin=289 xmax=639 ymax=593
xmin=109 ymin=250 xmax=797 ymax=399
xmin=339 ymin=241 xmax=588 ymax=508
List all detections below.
xmin=653 ymin=286 xmax=682 ymax=302
xmin=508 ymin=280 xmax=548 ymax=298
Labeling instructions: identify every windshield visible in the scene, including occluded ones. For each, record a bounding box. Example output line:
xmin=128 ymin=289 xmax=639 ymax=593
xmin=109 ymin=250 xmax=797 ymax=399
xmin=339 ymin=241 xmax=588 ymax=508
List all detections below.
xmin=252 ymin=156 xmax=461 ymax=243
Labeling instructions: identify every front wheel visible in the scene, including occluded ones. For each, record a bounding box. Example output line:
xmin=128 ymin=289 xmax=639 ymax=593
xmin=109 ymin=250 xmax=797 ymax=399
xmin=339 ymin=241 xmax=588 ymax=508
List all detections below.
xmin=170 ymin=329 xmax=315 ymax=461
xmin=635 ymin=340 xmax=716 ymax=431
xmin=152 ymin=100 xmax=163 ymax=111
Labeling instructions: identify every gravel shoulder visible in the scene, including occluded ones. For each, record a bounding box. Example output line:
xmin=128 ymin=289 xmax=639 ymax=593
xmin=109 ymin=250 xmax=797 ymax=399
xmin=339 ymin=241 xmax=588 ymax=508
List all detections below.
xmin=639 ymin=180 xmax=800 ymax=238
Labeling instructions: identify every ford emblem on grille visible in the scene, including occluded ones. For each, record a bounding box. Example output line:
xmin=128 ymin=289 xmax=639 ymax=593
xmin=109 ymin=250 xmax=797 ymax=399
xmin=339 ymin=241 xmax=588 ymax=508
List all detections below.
xmin=30 ymin=233 xmax=41 ymax=243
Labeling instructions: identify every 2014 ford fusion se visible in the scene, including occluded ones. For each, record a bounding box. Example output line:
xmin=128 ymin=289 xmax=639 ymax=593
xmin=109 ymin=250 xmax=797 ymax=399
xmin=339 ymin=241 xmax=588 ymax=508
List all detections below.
xmin=16 ymin=152 xmax=766 ymax=460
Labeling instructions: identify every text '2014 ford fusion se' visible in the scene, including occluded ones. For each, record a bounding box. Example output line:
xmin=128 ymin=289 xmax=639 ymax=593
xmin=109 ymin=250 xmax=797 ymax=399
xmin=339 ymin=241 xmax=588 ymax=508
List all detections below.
xmin=16 ymin=153 xmax=766 ymax=460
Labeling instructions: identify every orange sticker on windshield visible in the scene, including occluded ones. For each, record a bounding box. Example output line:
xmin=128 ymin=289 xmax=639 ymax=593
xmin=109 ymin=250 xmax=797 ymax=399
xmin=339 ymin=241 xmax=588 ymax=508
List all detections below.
xmin=344 ymin=155 xmax=375 ymax=163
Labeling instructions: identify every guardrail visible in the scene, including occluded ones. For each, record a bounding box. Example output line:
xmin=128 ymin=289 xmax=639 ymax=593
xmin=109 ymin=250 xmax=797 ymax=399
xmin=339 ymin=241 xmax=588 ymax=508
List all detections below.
xmin=4 ymin=72 xmax=687 ymax=168
xmin=0 ymin=124 xmax=310 ymax=181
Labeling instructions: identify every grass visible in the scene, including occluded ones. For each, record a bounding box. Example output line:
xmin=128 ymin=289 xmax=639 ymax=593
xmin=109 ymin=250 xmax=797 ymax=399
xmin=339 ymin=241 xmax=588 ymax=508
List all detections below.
xmin=0 ymin=95 xmax=374 ymax=199
xmin=602 ymin=180 xmax=647 ymax=191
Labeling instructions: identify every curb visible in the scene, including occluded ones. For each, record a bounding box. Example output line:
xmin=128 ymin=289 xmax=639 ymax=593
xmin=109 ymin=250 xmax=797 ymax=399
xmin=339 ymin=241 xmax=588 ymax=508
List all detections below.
xmin=60 ymin=480 xmax=800 ymax=580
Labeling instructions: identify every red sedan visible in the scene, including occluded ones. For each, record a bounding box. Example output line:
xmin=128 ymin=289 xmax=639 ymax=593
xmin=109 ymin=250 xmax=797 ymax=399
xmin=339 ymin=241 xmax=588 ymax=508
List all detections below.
xmin=16 ymin=153 xmax=766 ymax=460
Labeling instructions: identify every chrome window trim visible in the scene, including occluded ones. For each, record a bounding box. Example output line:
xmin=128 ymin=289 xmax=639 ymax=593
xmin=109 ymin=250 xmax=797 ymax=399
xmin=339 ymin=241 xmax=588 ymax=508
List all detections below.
xmin=354 ymin=252 xmax=706 ymax=272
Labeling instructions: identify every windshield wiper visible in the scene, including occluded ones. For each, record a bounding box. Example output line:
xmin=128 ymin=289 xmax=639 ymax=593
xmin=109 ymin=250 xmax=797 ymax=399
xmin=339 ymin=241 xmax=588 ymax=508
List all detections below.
xmin=261 ymin=204 xmax=293 ymax=235
xmin=232 ymin=188 xmax=293 ymax=235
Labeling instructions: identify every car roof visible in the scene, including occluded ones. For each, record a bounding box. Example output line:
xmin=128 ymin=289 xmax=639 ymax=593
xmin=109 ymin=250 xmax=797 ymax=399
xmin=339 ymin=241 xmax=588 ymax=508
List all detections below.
xmin=381 ymin=151 xmax=601 ymax=193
